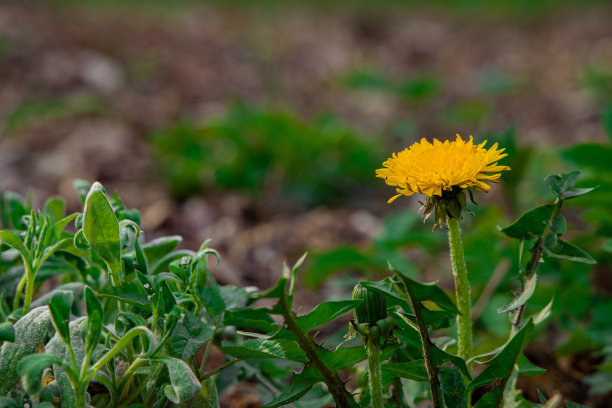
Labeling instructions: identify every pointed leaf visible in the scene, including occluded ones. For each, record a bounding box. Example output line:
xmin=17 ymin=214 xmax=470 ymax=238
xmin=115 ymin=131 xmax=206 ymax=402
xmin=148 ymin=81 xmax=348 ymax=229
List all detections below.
xmin=0 ymin=230 xmax=30 ymax=262
xmin=83 ymin=182 xmax=121 ymax=280
xmin=221 ymin=339 xmax=286 ymax=360
xmin=297 ymin=300 xmax=361 ymax=332
xmin=84 ymin=286 xmax=103 ymax=358
xmin=500 ymin=205 xmax=555 ymax=240
xmin=544 ymin=239 xmax=596 ymax=264
xmin=466 ymin=320 xmax=534 ymax=394
xmin=498 ymin=273 xmax=537 ymax=314
xmin=48 ymin=290 xmax=74 ymax=345
xmin=545 ymin=172 xmax=580 ymax=198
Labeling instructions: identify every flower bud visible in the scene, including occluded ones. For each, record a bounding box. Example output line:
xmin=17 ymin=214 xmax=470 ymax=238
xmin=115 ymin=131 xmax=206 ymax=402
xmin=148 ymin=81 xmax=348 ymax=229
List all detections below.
xmin=352 ymin=284 xmax=387 ymax=325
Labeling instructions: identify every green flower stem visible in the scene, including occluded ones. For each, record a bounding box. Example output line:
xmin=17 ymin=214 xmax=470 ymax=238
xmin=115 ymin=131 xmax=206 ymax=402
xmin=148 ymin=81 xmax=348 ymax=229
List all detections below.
xmin=366 ymin=338 xmax=383 ymax=408
xmin=447 ymin=217 xmax=472 ymax=362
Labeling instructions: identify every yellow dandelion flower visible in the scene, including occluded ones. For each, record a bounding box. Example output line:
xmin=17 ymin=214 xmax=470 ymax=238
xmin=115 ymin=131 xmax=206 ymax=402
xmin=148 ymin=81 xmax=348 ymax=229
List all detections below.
xmin=376 ymin=135 xmax=510 ymax=228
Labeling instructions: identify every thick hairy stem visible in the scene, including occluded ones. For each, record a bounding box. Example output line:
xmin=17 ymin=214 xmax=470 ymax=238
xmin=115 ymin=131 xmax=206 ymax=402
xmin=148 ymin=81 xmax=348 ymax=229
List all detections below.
xmin=366 ymin=338 xmax=383 ymax=408
xmin=281 ymin=298 xmax=353 ymax=408
xmin=447 ymin=217 xmax=472 ymax=362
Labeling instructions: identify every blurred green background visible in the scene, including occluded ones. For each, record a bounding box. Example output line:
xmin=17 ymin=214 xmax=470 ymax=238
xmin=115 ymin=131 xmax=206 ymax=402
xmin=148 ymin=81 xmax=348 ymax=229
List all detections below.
xmin=1 ymin=0 xmax=612 ymax=405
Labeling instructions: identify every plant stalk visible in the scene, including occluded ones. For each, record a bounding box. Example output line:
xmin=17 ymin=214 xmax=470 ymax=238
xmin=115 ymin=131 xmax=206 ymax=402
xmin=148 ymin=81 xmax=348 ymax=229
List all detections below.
xmin=366 ymin=338 xmax=384 ymax=408
xmin=447 ymin=217 xmax=472 ymax=362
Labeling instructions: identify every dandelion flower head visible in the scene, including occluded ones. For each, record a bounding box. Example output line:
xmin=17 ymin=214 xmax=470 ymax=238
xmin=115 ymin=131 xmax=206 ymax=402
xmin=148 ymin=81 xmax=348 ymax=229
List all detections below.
xmin=376 ymin=135 xmax=510 ymax=204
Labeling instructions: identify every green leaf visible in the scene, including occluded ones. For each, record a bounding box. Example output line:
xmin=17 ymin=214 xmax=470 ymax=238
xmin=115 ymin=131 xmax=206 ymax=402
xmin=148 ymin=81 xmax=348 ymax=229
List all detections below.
xmin=262 ymin=369 xmax=321 ymax=408
xmin=17 ymin=353 xmax=63 ymax=394
xmin=224 ymin=308 xmax=278 ymax=333
xmin=543 ymin=239 xmax=596 ymax=264
xmin=0 ymin=230 xmax=30 ymax=263
xmin=562 ymin=187 xmax=597 ymax=200
xmin=391 ymin=265 xmax=459 ymax=315
xmin=142 ymin=235 xmax=182 ymax=265
xmin=43 ymin=197 xmax=65 ymax=224
xmin=221 ymin=339 xmax=286 ymax=360
xmin=297 ymin=300 xmax=361 ymax=332
xmin=98 ymin=281 xmax=149 ymax=306
xmin=153 ymin=356 xmax=202 ymax=403
xmin=550 ymin=215 xmax=567 ymax=235
xmin=316 ymin=346 xmax=368 ymax=370
xmin=195 ymin=285 xmax=226 ymax=318
xmin=498 ymin=273 xmax=537 ymax=314
xmin=171 ymin=311 xmax=213 ymax=360
xmin=188 ymin=377 xmax=220 ymax=408
xmin=466 ymin=320 xmax=534 ymax=399
xmin=0 ymin=323 xmax=15 ymax=343
xmin=439 ymin=364 xmax=467 ymax=408
xmin=0 ymin=307 xmax=52 ymax=395
xmin=500 ymin=205 xmax=555 ymax=240
xmin=48 ymin=290 xmax=74 ymax=345
xmin=533 ymin=297 xmax=554 ymax=325
xmin=0 ymin=397 xmax=18 ymax=408
xmin=381 ymin=361 xmax=428 ymax=385
xmin=516 ymin=353 xmax=545 ymax=376
xmin=83 ymin=182 xmax=121 ymax=281
xmin=84 ymin=286 xmax=103 ymax=359
xmin=360 ymin=278 xmax=411 ymax=312
xmin=545 ymin=172 xmax=580 ymax=198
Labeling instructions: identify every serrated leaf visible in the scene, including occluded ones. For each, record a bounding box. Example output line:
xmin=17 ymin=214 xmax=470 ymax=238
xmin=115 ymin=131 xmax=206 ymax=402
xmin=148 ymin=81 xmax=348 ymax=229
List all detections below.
xmin=543 ymin=239 xmax=596 ymax=264
xmin=99 ymin=281 xmax=149 ymax=306
xmin=17 ymin=353 xmax=63 ymax=394
xmin=153 ymin=356 xmax=202 ymax=403
xmin=500 ymin=205 xmax=555 ymax=240
xmin=221 ymin=339 xmax=286 ymax=360
xmin=297 ymin=300 xmax=361 ymax=332
xmin=498 ymin=273 xmax=537 ymax=314
xmin=171 ymin=311 xmax=213 ymax=360
xmin=83 ymin=182 xmax=121 ymax=281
